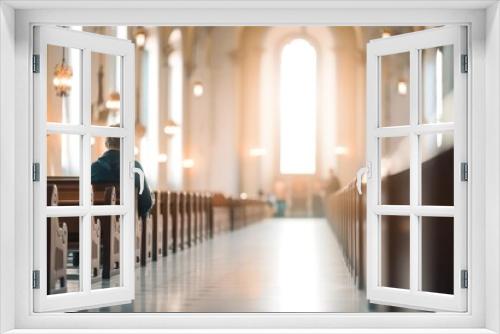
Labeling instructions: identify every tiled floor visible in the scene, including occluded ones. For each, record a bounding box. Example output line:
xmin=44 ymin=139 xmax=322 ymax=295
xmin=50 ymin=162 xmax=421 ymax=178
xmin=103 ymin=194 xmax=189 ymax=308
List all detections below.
xmin=88 ymin=218 xmax=371 ymax=313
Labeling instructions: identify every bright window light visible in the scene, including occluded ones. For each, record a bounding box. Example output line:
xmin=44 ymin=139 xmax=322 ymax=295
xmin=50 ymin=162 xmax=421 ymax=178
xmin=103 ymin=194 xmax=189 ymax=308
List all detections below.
xmin=62 ymin=47 xmax=81 ymax=175
xmin=279 ymin=38 xmax=317 ymax=175
xmin=436 ymin=48 xmax=443 ymax=122
xmin=249 ymin=147 xmax=266 ymax=157
xmin=182 ymin=159 xmax=194 ymax=169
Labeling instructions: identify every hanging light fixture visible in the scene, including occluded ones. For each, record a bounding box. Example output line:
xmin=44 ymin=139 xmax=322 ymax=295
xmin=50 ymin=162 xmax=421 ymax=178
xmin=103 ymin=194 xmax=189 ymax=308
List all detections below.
xmin=334 ymin=146 xmax=349 ymax=156
xmin=163 ymin=119 xmax=180 ymax=136
xmin=53 ymin=47 xmax=73 ymax=97
xmin=157 ymin=153 xmax=168 ymax=163
xmin=381 ymin=29 xmax=392 ymax=38
xmin=249 ymin=147 xmax=266 ymax=157
xmin=193 ymin=81 xmax=204 ymax=97
xmin=182 ymin=159 xmax=195 ymax=169
xmin=134 ymin=27 xmax=147 ymax=48
xmin=397 ymin=79 xmax=408 ymax=95
xmin=105 ymin=91 xmax=121 ymax=110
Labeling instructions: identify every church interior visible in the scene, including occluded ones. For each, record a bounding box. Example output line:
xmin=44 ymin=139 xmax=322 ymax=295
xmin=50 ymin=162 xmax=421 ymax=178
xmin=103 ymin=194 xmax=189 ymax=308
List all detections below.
xmin=44 ymin=25 xmax=455 ymax=312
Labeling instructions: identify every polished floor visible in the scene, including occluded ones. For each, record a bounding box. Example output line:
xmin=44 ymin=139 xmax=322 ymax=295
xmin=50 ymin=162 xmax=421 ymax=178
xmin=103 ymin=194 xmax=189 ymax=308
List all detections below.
xmin=90 ymin=218 xmax=371 ymax=312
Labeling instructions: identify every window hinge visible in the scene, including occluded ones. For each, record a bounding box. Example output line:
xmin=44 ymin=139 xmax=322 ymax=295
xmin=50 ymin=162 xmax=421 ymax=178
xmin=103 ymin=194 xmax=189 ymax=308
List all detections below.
xmin=32 ymin=163 xmax=40 ymax=182
xmin=461 ymin=162 xmax=468 ymax=182
xmin=32 ymin=270 xmax=40 ymax=289
xmin=461 ymin=54 xmax=468 ymax=73
xmin=461 ymin=269 xmax=468 ymax=289
xmin=32 ymin=54 xmax=40 ymax=73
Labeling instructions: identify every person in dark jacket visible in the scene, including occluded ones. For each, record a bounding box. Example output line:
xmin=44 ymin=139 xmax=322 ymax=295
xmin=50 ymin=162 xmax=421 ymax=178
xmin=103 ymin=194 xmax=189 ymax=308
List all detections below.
xmin=91 ymin=136 xmax=153 ymax=219
xmin=325 ymin=168 xmax=341 ymax=196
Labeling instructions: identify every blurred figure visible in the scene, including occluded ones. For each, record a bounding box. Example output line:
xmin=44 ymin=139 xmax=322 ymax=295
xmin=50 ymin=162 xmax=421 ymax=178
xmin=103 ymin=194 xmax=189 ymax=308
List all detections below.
xmin=325 ymin=168 xmax=341 ymax=195
xmin=258 ymin=189 xmax=265 ymax=200
xmin=274 ymin=179 xmax=287 ymax=217
xmin=91 ymin=133 xmax=153 ymax=220
xmin=312 ymin=179 xmax=324 ymax=217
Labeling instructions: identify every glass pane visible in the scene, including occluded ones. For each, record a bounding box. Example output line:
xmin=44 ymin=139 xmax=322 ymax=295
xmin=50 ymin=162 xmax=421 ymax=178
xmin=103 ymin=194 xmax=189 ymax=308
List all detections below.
xmin=421 ymin=132 xmax=454 ymax=206
xmin=46 ymin=133 xmax=81 ymax=205
xmin=46 ymin=216 xmax=80 ymax=294
xmin=91 ymin=52 xmax=122 ymax=126
xmin=92 ymin=215 xmax=121 ymax=290
xmin=46 ymin=45 xmax=82 ymax=124
xmin=91 ymin=136 xmax=121 ymax=204
xmin=380 ymin=215 xmax=410 ymax=289
xmin=380 ymin=52 xmax=410 ymax=127
xmin=380 ymin=137 xmax=410 ymax=205
xmin=420 ymin=45 xmax=454 ymax=124
xmin=421 ymin=216 xmax=454 ymax=294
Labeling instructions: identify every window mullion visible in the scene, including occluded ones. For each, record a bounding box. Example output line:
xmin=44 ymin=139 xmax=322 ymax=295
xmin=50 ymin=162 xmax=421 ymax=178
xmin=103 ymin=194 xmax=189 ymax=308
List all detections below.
xmin=409 ymin=48 xmax=420 ymax=293
xmin=81 ymin=48 xmax=92 ymax=293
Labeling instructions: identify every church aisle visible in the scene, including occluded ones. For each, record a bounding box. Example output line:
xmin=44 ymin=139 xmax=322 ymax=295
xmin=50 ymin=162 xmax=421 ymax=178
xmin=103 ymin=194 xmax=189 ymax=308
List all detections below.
xmin=92 ymin=218 xmax=370 ymax=312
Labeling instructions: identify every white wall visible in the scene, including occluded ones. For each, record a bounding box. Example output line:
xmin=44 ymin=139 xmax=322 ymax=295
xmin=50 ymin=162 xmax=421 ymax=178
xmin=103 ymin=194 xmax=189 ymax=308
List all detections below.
xmin=0 ymin=3 xmax=15 ymax=332
xmin=485 ymin=3 xmax=500 ymax=332
xmin=185 ymin=27 xmax=241 ymax=195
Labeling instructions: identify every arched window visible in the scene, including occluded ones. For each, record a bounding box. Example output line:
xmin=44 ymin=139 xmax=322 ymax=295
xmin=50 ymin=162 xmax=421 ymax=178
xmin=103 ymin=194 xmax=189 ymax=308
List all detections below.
xmin=167 ymin=29 xmax=184 ymax=189
xmin=279 ymin=38 xmax=317 ymax=175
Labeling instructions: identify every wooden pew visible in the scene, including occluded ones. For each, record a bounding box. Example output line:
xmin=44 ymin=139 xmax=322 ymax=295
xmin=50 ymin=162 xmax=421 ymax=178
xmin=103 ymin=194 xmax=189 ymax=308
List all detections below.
xmin=326 ymin=148 xmax=453 ymax=294
xmin=169 ymin=192 xmax=181 ymax=253
xmin=186 ymin=192 xmax=196 ymax=246
xmin=47 ymin=178 xmax=102 ymax=281
xmin=46 ymin=184 xmax=68 ymax=295
xmin=230 ymin=197 xmax=271 ymax=231
xmin=206 ymin=193 xmax=214 ymax=238
xmin=199 ymin=194 xmax=207 ymax=240
xmin=179 ymin=192 xmax=188 ymax=249
xmin=92 ymin=184 xmax=120 ymax=279
xmin=160 ymin=191 xmax=172 ymax=256
xmin=151 ymin=191 xmax=164 ymax=261
xmin=194 ymin=193 xmax=202 ymax=242
xmin=91 ymin=214 xmax=102 ymax=279
xmin=211 ymin=193 xmax=231 ymax=235
xmin=134 ymin=194 xmax=142 ymax=267
xmin=141 ymin=213 xmax=153 ymax=266
xmin=325 ymin=180 xmax=365 ymax=289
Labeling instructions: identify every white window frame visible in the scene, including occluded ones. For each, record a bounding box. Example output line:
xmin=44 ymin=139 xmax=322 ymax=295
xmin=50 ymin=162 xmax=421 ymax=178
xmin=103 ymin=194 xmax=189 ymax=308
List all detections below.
xmin=32 ymin=26 xmax=136 ymax=312
xmin=0 ymin=1 xmax=498 ymax=333
xmin=365 ymin=26 xmax=468 ymax=312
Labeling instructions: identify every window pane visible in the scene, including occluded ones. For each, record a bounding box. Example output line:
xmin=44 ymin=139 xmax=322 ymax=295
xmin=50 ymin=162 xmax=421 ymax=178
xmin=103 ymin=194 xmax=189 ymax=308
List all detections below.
xmin=380 ymin=52 xmax=410 ymax=127
xmin=380 ymin=215 xmax=410 ymax=289
xmin=46 ymin=133 xmax=81 ymax=205
xmin=91 ymin=136 xmax=121 ymax=204
xmin=92 ymin=215 xmax=121 ymax=289
xmin=46 ymin=45 xmax=82 ymax=124
xmin=420 ymin=45 xmax=454 ymax=124
xmin=421 ymin=132 xmax=454 ymax=206
xmin=279 ymin=38 xmax=317 ymax=175
xmin=91 ymin=52 xmax=122 ymax=126
xmin=421 ymin=216 xmax=454 ymax=295
xmin=380 ymin=137 xmax=410 ymax=205
xmin=46 ymin=215 xmax=80 ymax=294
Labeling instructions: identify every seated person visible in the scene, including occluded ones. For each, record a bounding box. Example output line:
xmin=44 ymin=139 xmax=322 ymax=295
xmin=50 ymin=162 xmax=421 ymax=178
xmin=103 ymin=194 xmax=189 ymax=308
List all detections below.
xmin=325 ymin=168 xmax=341 ymax=195
xmin=91 ymin=135 xmax=153 ymax=220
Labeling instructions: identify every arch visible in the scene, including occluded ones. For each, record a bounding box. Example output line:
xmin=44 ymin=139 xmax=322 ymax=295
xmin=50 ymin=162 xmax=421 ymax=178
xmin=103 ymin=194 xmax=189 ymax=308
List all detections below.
xmin=258 ymin=27 xmax=337 ymax=191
